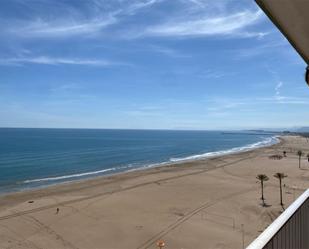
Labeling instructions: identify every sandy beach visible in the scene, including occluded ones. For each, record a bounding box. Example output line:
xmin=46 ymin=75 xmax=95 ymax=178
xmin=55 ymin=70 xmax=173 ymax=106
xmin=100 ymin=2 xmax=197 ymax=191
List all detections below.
xmin=0 ymin=135 xmax=308 ymax=249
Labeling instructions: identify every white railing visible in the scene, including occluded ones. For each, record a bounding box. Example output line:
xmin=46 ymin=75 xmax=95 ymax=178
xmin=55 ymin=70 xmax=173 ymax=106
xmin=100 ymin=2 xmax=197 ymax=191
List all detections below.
xmin=246 ymin=189 xmax=309 ymax=249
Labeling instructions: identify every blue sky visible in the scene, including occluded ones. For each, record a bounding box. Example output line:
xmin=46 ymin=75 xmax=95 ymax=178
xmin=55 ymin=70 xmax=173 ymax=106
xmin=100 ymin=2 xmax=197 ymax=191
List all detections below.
xmin=0 ymin=0 xmax=308 ymax=130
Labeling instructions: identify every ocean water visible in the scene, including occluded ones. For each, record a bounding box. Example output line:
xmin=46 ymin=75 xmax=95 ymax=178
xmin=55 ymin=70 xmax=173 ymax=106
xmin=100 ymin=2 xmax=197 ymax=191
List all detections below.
xmin=0 ymin=128 xmax=278 ymax=194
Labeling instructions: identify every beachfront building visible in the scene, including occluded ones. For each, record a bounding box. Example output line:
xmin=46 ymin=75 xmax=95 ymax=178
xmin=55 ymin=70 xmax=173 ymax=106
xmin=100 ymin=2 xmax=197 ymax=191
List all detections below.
xmin=247 ymin=1 xmax=309 ymax=248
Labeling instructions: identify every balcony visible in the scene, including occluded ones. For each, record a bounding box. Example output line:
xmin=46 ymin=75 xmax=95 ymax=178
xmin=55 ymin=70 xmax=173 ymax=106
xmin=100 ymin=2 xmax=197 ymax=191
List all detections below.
xmin=247 ymin=189 xmax=309 ymax=249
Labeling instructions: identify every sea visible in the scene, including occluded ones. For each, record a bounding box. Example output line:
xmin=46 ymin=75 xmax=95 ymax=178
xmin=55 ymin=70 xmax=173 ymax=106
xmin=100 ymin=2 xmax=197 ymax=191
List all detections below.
xmin=0 ymin=128 xmax=279 ymax=194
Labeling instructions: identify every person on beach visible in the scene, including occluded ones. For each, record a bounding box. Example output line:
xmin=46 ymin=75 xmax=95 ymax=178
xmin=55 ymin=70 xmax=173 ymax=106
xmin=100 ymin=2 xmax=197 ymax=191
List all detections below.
xmin=56 ymin=208 xmax=59 ymax=214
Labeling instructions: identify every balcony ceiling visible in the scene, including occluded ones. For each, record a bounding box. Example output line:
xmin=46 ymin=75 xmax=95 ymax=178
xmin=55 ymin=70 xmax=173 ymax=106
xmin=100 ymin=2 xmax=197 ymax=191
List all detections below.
xmin=256 ymin=0 xmax=309 ymax=64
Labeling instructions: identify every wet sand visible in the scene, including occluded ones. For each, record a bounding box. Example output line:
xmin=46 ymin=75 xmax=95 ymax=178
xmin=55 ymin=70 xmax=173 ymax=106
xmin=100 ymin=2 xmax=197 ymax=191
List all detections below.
xmin=0 ymin=135 xmax=308 ymax=249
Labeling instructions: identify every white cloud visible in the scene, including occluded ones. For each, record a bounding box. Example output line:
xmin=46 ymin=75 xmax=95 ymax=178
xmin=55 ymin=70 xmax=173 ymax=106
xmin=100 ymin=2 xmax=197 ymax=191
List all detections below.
xmin=4 ymin=1 xmax=267 ymax=40
xmin=275 ymin=81 xmax=283 ymax=99
xmin=185 ymin=0 xmax=208 ymax=8
xmin=5 ymin=0 xmax=162 ymax=39
xmin=206 ymin=96 xmax=309 ymax=114
xmin=125 ymin=0 xmax=163 ymax=15
xmin=233 ymin=39 xmax=289 ymax=60
xmin=265 ymin=96 xmax=309 ymax=105
xmin=0 ymin=56 xmax=116 ymax=67
xmin=12 ymin=17 xmax=116 ymax=38
xmin=198 ymin=69 xmax=229 ymax=79
xmin=144 ymin=9 xmax=264 ymax=37
xmin=148 ymin=45 xmax=191 ymax=58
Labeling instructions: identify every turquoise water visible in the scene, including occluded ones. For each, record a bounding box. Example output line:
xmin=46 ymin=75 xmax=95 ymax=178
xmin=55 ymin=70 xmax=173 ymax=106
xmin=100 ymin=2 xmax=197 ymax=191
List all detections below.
xmin=0 ymin=128 xmax=278 ymax=194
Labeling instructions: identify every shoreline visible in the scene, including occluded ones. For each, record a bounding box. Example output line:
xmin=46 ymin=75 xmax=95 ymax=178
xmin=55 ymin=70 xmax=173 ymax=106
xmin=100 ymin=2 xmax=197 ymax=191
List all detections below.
xmin=0 ymin=135 xmax=281 ymax=198
xmin=0 ymin=135 xmax=308 ymax=249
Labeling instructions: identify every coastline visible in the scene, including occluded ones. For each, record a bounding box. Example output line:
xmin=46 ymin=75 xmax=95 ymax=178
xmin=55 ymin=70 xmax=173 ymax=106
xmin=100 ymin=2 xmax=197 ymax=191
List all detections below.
xmin=0 ymin=135 xmax=280 ymax=198
xmin=0 ymin=135 xmax=308 ymax=249
xmin=0 ymin=135 xmax=280 ymax=197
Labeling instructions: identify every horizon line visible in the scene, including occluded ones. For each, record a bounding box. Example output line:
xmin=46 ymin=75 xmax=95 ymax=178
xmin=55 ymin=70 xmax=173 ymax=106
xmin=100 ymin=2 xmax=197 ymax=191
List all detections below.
xmin=0 ymin=126 xmax=293 ymax=132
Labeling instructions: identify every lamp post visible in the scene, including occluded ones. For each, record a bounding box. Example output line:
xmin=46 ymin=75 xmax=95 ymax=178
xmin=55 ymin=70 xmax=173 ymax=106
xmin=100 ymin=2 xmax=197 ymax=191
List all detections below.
xmin=241 ymin=224 xmax=245 ymax=249
xmin=292 ymin=185 xmax=297 ymax=201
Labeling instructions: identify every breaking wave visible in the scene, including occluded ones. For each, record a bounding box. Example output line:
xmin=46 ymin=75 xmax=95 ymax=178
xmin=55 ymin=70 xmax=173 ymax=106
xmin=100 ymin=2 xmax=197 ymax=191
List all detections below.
xmin=169 ymin=136 xmax=279 ymax=163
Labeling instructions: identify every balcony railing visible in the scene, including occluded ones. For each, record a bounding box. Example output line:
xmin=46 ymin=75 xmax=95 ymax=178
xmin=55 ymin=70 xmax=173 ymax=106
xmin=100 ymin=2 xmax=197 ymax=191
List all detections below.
xmin=247 ymin=189 xmax=309 ymax=249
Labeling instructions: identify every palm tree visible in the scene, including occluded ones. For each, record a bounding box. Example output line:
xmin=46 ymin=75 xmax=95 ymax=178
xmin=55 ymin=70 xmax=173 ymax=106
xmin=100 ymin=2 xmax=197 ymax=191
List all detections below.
xmin=274 ymin=173 xmax=288 ymax=207
xmin=256 ymin=174 xmax=269 ymax=206
xmin=297 ymin=150 xmax=303 ymax=169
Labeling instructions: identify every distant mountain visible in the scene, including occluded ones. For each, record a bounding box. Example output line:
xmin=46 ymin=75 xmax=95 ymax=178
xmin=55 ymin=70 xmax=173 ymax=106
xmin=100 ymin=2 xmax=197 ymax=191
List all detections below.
xmin=295 ymin=127 xmax=309 ymax=132
xmin=245 ymin=128 xmax=284 ymax=133
xmin=247 ymin=127 xmax=309 ymax=133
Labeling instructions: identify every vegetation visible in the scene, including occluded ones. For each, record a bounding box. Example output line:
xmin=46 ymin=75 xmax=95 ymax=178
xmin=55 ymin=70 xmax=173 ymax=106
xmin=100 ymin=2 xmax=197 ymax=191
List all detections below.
xmin=307 ymin=153 xmax=309 ymax=162
xmin=297 ymin=150 xmax=303 ymax=169
xmin=274 ymin=173 xmax=288 ymax=207
xmin=256 ymin=174 xmax=269 ymax=206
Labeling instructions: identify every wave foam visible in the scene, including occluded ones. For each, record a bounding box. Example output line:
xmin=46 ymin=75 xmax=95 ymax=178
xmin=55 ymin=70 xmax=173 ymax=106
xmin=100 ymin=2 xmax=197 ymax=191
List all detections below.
xmin=169 ymin=136 xmax=279 ymax=163
xmin=24 ymin=168 xmax=117 ymax=183
xmin=23 ymin=163 xmax=140 ymax=184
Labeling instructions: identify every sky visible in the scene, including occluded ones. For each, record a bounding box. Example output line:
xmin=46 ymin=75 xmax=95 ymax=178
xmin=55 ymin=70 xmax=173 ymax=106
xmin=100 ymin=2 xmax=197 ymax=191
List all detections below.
xmin=0 ymin=0 xmax=308 ymax=130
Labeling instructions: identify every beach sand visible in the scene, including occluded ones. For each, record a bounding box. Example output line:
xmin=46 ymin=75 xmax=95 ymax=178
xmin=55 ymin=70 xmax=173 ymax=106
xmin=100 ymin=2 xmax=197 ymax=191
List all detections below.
xmin=0 ymin=135 xmax=308 ymax=249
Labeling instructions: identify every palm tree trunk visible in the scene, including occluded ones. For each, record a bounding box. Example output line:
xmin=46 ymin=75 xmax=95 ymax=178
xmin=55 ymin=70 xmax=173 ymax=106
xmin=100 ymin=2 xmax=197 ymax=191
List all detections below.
xmin=279 ymin=178 xmax=283 ymax=206
xmin=261 ymin=181 xmax=265 ymax=206
xmin=299 ymin=156 xmax=301 ymax=169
